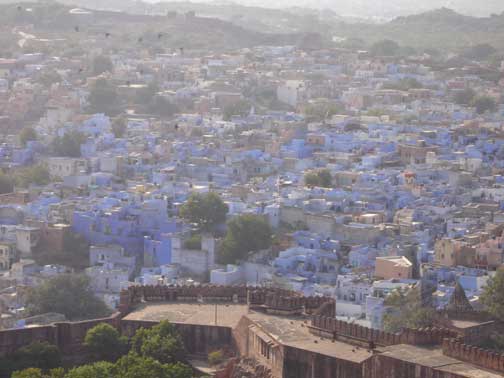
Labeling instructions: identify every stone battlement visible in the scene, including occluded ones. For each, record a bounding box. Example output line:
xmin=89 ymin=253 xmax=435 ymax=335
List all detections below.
xmin=442 ymin=338 xmax=504 ymax=373
xmin=310 ymin=315 xmax=457 ymax=347
xmin=119 ymin=285 xmax=334 ymax=316
xmin=0 ymin=313 xmax=121 ymax=357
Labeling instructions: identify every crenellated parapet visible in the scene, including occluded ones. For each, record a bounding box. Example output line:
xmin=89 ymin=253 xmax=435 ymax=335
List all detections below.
xmin=119 ymin=284 xmax=334 ymax=316
xmin=442 ymin=338 xmax=504 ymax=373
xmin=310 ymin=315 xmax=458 ymax=347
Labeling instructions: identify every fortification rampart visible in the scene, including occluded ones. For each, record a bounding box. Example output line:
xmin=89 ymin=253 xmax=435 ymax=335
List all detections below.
xmin=310 ymin=315 xmax=457 ymax=347
xmin=442 ymin=338 xmax=504 ymax=373
xmin=0 ymin=313 xmax=121 ymax=356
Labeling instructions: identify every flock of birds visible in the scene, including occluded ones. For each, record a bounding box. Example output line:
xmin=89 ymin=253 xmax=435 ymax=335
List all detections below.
xmin=17 ymin=5 xmax=184 ymax=55
xmin=15 ymin=5 xmax=187 ymax=78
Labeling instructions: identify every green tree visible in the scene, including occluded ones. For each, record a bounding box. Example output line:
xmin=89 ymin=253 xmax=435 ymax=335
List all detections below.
xmin=14 ymin=164 xmax=50 ymax=188
xmin=88 ymin=79 xmax=120 ymax=116
xmin=37 ymin=70 xmax=62 ymax=87
xmin=51 ymin=131 xmax=86 ymax=157
xmin=223 ymin=100 xmax=250 ymax=121
xmin=10 ymin=342 xmax=61 ymax=373
xmin=382 ymin=287 xmax=437 ymax=333
xmin=180 ymin=192 xmax=228 ymax=232
xmin=12 ymin=368 xmax=46 ymax=378
xmin=131 ymin=321 xmax=186 ymax=365
xmin=454 ymin=88 xmax=476 ymax=105
xmin=219 ymin=214 xmax=272 ymax=264
xmin=84 ymin=323 xmax=128 ymax=362
xmin=112 ymin=354 xmax=191 ymax=378
xmin=304 ymin=169 xmax=332 ymax=188
xmin=65 ymin=362 xmax=114 ymax=378
xmin=304 ymin=103 xmax=344 ymax=121
xmin=304 ymin=171 xmax=320 ymax=187
xmin=12 ymin=368 xmax=64 ymax=378
xmin=34 ymin=232 xmax=90 ymax=270
xmin=473 ymin=96 xmax=497 ymax=114
xmin=480 ymin=269 xmax=504 ymax=321
xmin=112 ymin=116 xmax=127 ymax=138
xmin=26 ymin=274 xmax=111 ymax=321
xmin=92 ymin=55 xmax=113 ymax=76
xmin=19 ymin=127 xmax=37 ymax=146
xmin=148 ymin=96 xmax=179 ymax=118
xmin=462 ymin=44 xmax=497 ymax=61
xmin=183 ymin=234 xmax=202 ymax=250
xmin=208 ymin=350 xmax=224 ymax=366
xmin=383 ymin=78 xmax=423 ymax=91
xmin=135 ymin=82 xmax=159 ymax=106
xmin=0 ymin=172 xmax=14 ymax=194
xmin=370 ymin=39 xmax=400 ymax=56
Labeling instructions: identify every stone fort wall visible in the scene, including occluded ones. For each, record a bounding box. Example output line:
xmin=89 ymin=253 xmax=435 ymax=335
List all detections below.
xmin=0 ymin=285 xmax=500 ymax=376
xmin=310 ymin=315 xmax=458 ymax=347
xmin=442 ymin=338 xmax=504 ymax=373
xmin=0 ymin=313 xmax=121 ymax=356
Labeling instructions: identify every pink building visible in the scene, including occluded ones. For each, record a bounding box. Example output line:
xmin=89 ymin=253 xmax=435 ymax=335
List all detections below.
xmin=375 ymin=256 xmax=413 ymax=280
xmin=475 ymin=236 xmax=504 ymax=269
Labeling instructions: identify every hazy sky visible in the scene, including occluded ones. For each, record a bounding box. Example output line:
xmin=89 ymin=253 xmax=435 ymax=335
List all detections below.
xmin=147 ymin=0 xmax=504 ymax=19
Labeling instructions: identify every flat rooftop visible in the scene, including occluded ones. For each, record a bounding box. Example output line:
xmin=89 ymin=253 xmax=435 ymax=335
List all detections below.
xmin=124 ymin=302 xmax=372 ymax=362
xmin=378 ymin=344 xmax=502 ymax=378
xmin=247 ymin=312 xmax=373 ymax=363
xmin=123 ymin=303 xmax=500 ymax=375
xmin=122 ymin=302 xmax=249 ymax=328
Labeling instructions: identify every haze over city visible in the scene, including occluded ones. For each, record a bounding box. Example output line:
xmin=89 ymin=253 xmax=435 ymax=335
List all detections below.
xmin=142 ymin=0 xmax=504 ymax=19
xmin=0 ymin=0 xmax=503 ymax=378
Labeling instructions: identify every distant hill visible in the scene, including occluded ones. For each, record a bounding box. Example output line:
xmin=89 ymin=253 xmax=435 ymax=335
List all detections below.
xmin=0 ymin=2 xmax=307 ymax=51
xmin=332 ymin=8 xmax=504 ymax=51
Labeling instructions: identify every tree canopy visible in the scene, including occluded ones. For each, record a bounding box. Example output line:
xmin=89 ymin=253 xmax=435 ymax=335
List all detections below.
xmin=180 ymin=192 xmax=228 ymax=232
xmin=84 ymin=323 xmax=128 ymax=362
xmin=34 ymin=232 xmax=89 ymax=270
xmin=370 ymin=39 xmax=400 ymax=56
xmin=480 ymin=269 xmax=504 ymax=321
xmin=11 ymin=321 xmax=191 ymax=378
xmin=304 ymin=169 xmax=332 ymax=188
xmin=135 ymin=82 xmax=159 ymax=106
xmin=14 ymin=164 xmax=50 ymax=188
xmin=304 ymin=102 xmax=344 ymax=121
xmin=0 ymin=342 xmax=62 ymax=378
xmin=219 ymin=214 xmax=272 ymax=264
xmin=13 ymin=357 xmax=191 ymax=378
xmin=454 ymin=87 xmax=476 ymax=105
xmin=382 ymin=286 xmax=438 ymax=333
xmin=87 ymin=79 xmax=120 ymax=116
xmin=112 ymin=116 xmax=127 ymax=138
xmin=223 ymin=100 xmax=250 ymax=121
xmin=19 ymin=127 xmax=37 ymax=146
xmin=383 ymin=78 xmax=423 ymax=91
xmin=92 ymin=55 xmax=114 ymax=76
xmin=131 ymin=321 xmax=186 ymax=365
xmin=65 ymin=362 xmax=114 ymax=378
xmin=473 ymin=96 xmax=497 ymax=114
xmin=461 ymin=43 xmax=497 ymax=61
xmin=147 ymin=96 xmax=179 ymax=118
xmin=26 ymin=274 xmax=111 ymax=321
xmin=0 ymin=172 xmax=14 ymax=194
xmin=51 ymin=131 xmax=86 ymax=158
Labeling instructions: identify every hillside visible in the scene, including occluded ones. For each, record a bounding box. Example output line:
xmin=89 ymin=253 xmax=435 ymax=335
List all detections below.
xmin=0 ymin=2 xmax=307 ymax=52
xmin=332 ymin=8 xmax=504 ymax=51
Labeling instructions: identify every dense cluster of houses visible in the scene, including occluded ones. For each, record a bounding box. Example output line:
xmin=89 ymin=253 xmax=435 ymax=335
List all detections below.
xmin=0 ymin=16 xmax=503 ymax=333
